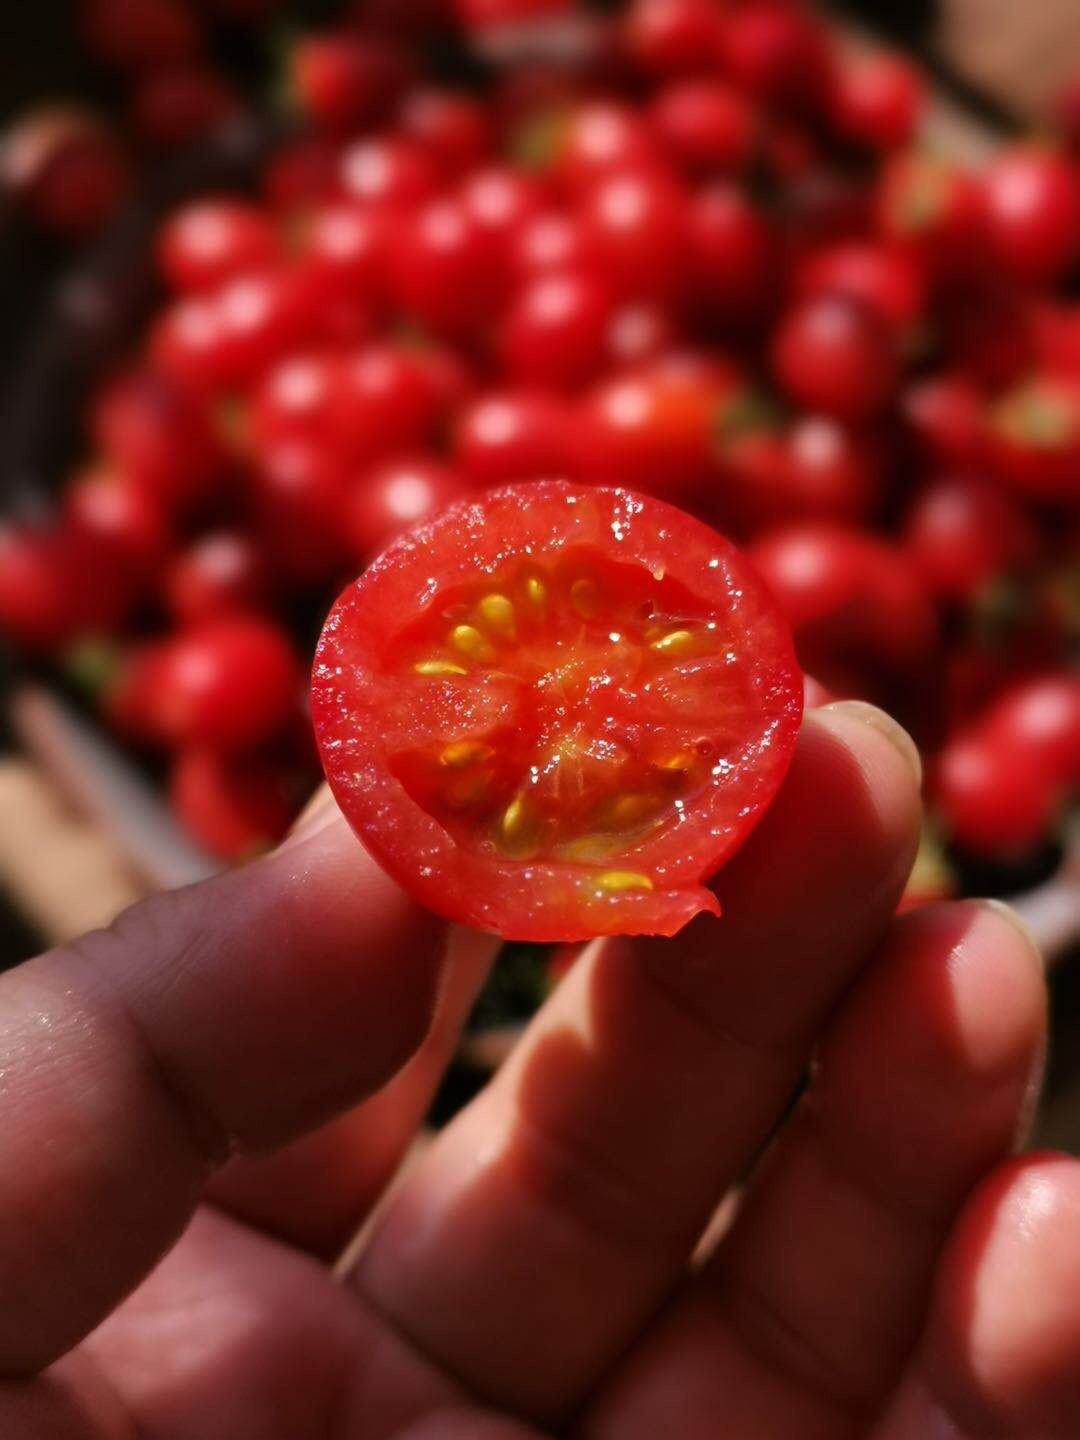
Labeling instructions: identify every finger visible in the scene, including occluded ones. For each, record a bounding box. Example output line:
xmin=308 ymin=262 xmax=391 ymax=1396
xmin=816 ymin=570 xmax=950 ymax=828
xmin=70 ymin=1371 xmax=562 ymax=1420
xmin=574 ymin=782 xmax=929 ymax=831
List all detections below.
xmin=871 ymin=1154 xmax=1080 ymax=1439
xmin=351 ymin=703 xmax=922 ymax=1423
xmin=582 ymin=900 xmax=1046 ymax=1439
xmin=206 ymin=924 xmax=497 ymax=1257
xmin=0 ymin=809 xmax=446 ymax=1376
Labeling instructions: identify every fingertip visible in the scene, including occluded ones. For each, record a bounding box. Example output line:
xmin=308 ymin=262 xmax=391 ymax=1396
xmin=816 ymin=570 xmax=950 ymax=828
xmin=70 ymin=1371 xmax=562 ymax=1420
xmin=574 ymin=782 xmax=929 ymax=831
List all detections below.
xmin=927 ymin=1152 xmax=1080 ymax=1435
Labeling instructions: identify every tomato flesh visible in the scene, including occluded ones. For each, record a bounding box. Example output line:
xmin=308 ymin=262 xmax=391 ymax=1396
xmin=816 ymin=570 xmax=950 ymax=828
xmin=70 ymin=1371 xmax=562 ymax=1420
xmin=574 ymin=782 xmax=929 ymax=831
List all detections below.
xmin=313 ymin=481 xmax=802 ymax=941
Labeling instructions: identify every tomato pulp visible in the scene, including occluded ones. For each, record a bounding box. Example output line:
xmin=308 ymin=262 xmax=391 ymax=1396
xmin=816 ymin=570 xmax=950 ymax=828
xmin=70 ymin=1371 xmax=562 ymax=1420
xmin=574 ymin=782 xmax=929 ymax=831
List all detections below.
xmin=312 ymin=482 xmax=802 ymax=941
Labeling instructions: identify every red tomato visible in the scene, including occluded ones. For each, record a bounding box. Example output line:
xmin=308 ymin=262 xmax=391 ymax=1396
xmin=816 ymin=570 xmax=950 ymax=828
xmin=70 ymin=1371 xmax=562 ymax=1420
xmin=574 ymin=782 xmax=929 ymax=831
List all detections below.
xmin=623 ymin=0 xmax=724 ymax=75
xmin=718 ymin=2 xmax=831 ymax=108
xmin=983 ymin=674 xmax=1080 ymax=786
xmin=721 ymin=415 xmax=881 ymax=534
xmin=130 ymin=67 xmax=241 ymax=149
xmin=793 ymin=240 xmax=926 ymax=334
xmin=533 ymin=101 xmax=658 ymax=192
xmin=988 ymin=374 xmax=1080 ymax=503
xmin=453 ymin=389 xmax=573 ymax=486
xmin=64 ymin=469 xmax=170 ymax=584
xmin=397 ymin=87 xmax=492 ymax=174
xmin=902 ymin=373 xmax=987 ymax=468
xmin=79 ymin=0 xmax=201 ymax=71
xmin=828 ymin=50 xmax=923 ymax=151
xmin=158 ymin=199 xmax=279 ymax=294
xmin=329 ymin=342 xmax=468 ymax=464
xmin=902 ymin=473 xmax=1032 ymax=604
xmin=978 ymin=145 xmax=1079 ymax=287
xmin=289 ymin=34 xmax=410 ymax=136
xmin=0 ymin=526 xmax=80 ymax=651
xmin=649 ymin=80 xmax=757 ymax=175
xmin=250 ymin=351 xmax=343 ymax=454
xmin=170 ymin=747 xmax=304 ymax=861
xmin=262 ymin=137 xmax=341 ymax=211
xmin=252 ymin=441 xmax=351 ymax=586
xmin=771 ymin=295 xmax=898 ymax=421
xmin=312 ymin=480 xmax=802 ymax=941
xmin=347 ymin=456 xmax=472 ymax=559
xmin=875 ymin=150 xmax=980 ymax=273
xmin=685 ymin=183 xmax=773 ymax=323
xmin=934 ymin=729 xmax=1058 ymax=857
xmin=459 ymin=164 xmax=547 ymax=280
xmin=151 ymin=617 xmax=301 ymax=752
xmin=4 ymin=110 xmax=130 ymax=235
xmin=507 ymin=209 xmax=600 ymax=282
xmin=384 ymin=198 xmax=495 ymax=337
xmin=578 ymin=168 xmax=688 ymax=300
xmin=748 ymin=523 xmax=938 ymax=700
xmin=164 ymin=531 xmax=269 ymax=625
xmin=339 ymin=136 xmax=438 ymax=213
xmin=93 ymin=370 xmax=224 ymax=509
xmin=293 ymin=200 xmax=388 ymax=308
xmin=499 ymin=270 xmax=614 ymax=389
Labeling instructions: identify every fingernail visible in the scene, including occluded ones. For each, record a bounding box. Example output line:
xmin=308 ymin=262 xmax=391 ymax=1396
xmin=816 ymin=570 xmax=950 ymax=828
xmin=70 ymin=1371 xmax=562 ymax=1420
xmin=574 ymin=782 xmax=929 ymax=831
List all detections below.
xmin=821 ymin=700 xmax=923 ymax=790
xmin=982 ymin=898 xmax=1043 ymax=967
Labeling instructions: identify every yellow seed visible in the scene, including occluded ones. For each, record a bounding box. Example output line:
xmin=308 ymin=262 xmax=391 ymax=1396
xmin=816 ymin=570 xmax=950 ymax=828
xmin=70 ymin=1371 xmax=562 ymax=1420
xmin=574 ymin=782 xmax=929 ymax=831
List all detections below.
xmin=650 ymin=628 xmax=695 ymax=657
xmin=478 ymin=593 xmax=516 ymax=637
xmin=450 ymin=624 xmax=494 ymax=661
xmin=570 ymin=578 xmax=600 ymax=617
xmin=440 ymin=740 xmax=494 ymax=769
xmin=415 ymin=659 xmax=468 ymax=677
xmin=498 ymin=794 xmax=542 ymax=857
xmin=524 ymin=575 xmax=546 ymax=608
xmin=592 ymin=870 xmax=654 ymax=894
xmin=655 ymin=751 xmax=694 ymax=772
xmin=604 ymin=794 xmax=656 ymax=829
xmin=501 ymin=795 xmax=528 ymax=838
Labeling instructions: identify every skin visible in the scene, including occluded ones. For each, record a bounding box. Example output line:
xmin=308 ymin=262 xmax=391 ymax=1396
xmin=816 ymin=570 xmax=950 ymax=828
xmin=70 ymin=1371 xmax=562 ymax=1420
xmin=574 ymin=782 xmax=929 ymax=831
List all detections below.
xmin=0 ymin=700 xmax=1077 ymax=1439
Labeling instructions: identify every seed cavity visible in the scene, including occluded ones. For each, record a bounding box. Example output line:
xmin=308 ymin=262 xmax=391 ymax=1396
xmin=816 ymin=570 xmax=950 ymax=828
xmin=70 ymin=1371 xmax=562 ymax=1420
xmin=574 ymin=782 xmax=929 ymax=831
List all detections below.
xmin=450 ymin=624 xmax=495 ymax=661
xmin=592 ymin=870 xmax=654 ymax=894
xmin=479 ymin=593 xmax=516 ymax=637
xmin=650 ymin=629 xmax=695 ymax=657
xmin=655 ymin=751 xmax=695 ymax=772
xmin=524 ymin=575 xmax=546 ymax=608
xmin=445 ymin=773 xmax=491 ymax=808
xmin=570 ymin=578 xmax=600 ymax=618
xmin=601 ymin=793 xmax=658 ymax=828
xmin=415 ymin=659 xmax=468 ymax=677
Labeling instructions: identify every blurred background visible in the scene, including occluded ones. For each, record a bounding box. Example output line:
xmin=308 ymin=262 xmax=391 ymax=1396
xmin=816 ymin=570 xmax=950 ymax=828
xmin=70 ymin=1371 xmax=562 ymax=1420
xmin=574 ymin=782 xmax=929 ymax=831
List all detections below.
xmin=0 ymin=0 xmax=1076 ymax=1139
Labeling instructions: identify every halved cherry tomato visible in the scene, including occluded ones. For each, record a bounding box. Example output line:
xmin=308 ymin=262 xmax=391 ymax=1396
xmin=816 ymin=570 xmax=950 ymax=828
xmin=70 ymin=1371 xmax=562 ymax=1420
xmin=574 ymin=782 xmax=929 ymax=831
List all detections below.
xmin=312 ymin=480 xmax=802 ymax=941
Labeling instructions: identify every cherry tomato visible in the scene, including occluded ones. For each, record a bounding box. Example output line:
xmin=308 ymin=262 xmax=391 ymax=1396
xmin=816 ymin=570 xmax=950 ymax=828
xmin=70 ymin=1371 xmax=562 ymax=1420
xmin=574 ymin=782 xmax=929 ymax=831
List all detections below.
xmin=130 ymin=67 xmax=241 ymax=149
xmin=507 ymin=210 xmax=600 ymax=282
xmin=339 ymin=136 xmax=439 ymax=214
xmin=170 ymin=747 xmax=304 ymax=861
xmin=578 ymin=168 xmax=687 ymax=300
xmin=151 ymin=617 xmax=301 ymax=752
xmin=459 ymin=164 xmax=547 ymax=281
xmin=499 ymin=270 xmax=614 ymax=389
xmin=64 ymin=469 xmax=170 ymax=585
xmin=385 ymin=198 xmax=495 ymax=337
xmin=397 ymin=87 xmax=492 ymax=174
xmin=312 ymin=480 xmax=802 ymax=941
xmin=252 ymin=441 xmax=351 ymax=586
xmin=648 ymin=79 xmax=757 ymax=175
xmin=293 ymin=201 xmax=388 ymax=307
xmin=685 ymin=182 xmax=773 ymax=323
xmin=347 ymin=456 xmax=472 ymax=560
xmin=875 ymin=150 xmax=980 ymax=274
xmin=749 ymin=523 xmax=938 ymax=701
xmin=529 ymin=100 xmax=658 ymax=192
xmin=978 ymin=145 xmax=1079 ymax=287
xmin=983 ymin=674 xmax=1080 ymax=786
xmin=4 ymin=109 xmax=129 ymax=236
xmin=793 ymin=240 xmax=926 ymax=335
xmin=93 ymin=370 xmax=224 ymax=509
xmin=158 ymin=198 xmax=279 ymax=294
xmin=902 ymin=473 xmax=1033 ymax=604
xmin=262 ymin=137 xmax=341 ymax=211
xmin=289 ymin=34 xmax=410 ymax=136
xmin=718 ymin=3 xmax=831 ymax=110
xmin=164 ymin=531 xmax=269 ymax=625
xmin=0 ymin=527 xmax=79 ymax=651
xmin=771 ymin=295 xmax=898 ymax=421
xmin=722 ymin=415 xmax=882 ymax=534
xmin=988 ymin=373 xmax=1080 ymax=502
xmin=902 ymin=373 xmax=987 ymax=468
xmin=79 ymin=0 xmax=201 ymax=72
xmin=453 ymin=389 xmax=573 ymax=486
xmin=828 ymin=50 xmax=922 ymax=151
xmin=250 ymin=351 xmax=343 ymax=454
xmin=623 ymin=0 xmax=723 ymax=75
xmin=329 ymin=341 xmax=468 ymax=464
xmin=935 ymin=729 xmax=1058 ymax=857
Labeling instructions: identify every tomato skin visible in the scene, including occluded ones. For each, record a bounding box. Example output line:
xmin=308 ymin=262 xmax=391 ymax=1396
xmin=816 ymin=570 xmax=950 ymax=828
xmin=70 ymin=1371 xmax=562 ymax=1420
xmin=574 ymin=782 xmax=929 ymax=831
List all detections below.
xmin=685 ymin=183 xmax=774 ymax=323
xmin=384 ymin=198 xmax=495 ymax=337
xmin=828 ymin=50 xmax=922 ymax=151
xmin=328 ymin=342 xmax=469 ymax=465
xmin=252 ymin=441 xmax=351 ymax=586
xmin=151 ymin=618 xmax=301 ymax=753
xmin=499 ymin=270 xmax=614 ymax=389
xmin=902 ymin=474 xmax=1032 ymax=604
xmin=902 ymin=373 xmax=987 ymax=468
xmin=772 ymin=295 xmax=898 ymax=421
xmin=130 ymin=67 xmax=241 ymax=149
xmin=793 ymin=240 xmax=926 ymax=335
xmin=537 ymin=101 xmax=659 ymax=193
xmin=453 ymin=389 xmax=573 ymax=486
xmin=158 ymin=199 xmax=279 ymax=294
xmin=934 ymin=729 xmax=1058 ymax=857
xmin=978 ymin=146 xmax=1079 ymax=287
xmin=648 ymin=80 xmax=757 ymax=175
xmin=983 ymin=674 xmax=1080 ymax=786
xmin=290 ymin=34 xmax=410 ymax=136
xmin=312 ymin=480 xmax=802 ymax=941
xmin=170 ymin=747 xmax=303 ymax=861
xmin=578 ymin=168 xmax=688 ymax=301
xmin=623 ymin=0 xmax=724 ymax=75
xmin=874 ymin=150 xmax=980 ymax=274
xmin=397 ymin=87 xmax=492 ymax=175
xmin=987 ymin=373 xmax=1080 ymax=503
xmin=164 ymin=531 xmax=269 ymax=626
xmin=339 ymin=137 xmax=439 ymax=215
xmin=346 ymin=456 xmax=472 ymax=560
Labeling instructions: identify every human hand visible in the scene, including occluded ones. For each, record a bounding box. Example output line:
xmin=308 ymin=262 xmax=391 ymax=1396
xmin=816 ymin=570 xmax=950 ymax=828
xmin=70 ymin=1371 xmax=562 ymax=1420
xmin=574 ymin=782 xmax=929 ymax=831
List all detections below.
xmin=1 ymin=701 xmax=1077 ymax=1440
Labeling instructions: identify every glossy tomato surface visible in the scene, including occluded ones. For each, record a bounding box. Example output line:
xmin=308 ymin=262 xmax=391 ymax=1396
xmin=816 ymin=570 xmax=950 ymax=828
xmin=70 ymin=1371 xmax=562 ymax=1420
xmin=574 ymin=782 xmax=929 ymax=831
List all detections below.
xmin=313 ymin=481 xmax=802 ymax=941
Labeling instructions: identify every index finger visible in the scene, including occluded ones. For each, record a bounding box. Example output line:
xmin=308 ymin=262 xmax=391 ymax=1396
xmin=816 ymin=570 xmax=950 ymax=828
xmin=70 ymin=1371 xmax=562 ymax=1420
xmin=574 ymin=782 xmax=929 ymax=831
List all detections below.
xmin=0 ymin=804 xmax=445 ymax=1377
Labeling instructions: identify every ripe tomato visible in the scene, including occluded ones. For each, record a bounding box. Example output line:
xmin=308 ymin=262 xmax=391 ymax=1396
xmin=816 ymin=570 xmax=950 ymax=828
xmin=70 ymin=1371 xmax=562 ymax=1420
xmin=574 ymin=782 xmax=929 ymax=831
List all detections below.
xmin=328 ymin=341 xmax=469 ymax=464
xmin=987 ymin=373 xmax=1080 ymax=503
xmin=902 ymin=373 xmax=987 ymax=467
xmin=79 ymin=0 xmax=201 ymax=72
xmin=130 ymin=67 xmax=241 ymax=149
xmin=718 ymin=2 xmax=831 ymax=108
xmin=158 ymin=199 xmax=279 ymax=294
xmin=346 ymin=456 xmax=472 ymax=559
xmin=151 ymin=617 xmax=301 ymax=752
xmin=978 ymin=145 xmax=1079 ymax=287
xmin=453 ymin=389 xmax=573 ymax=486
xmin=252 ymin=441 xmax=351 ymax=585
xmin=64 ymin=469 xmax=170 ymax=586
xmin=685 ymin=182 xmax=773 ymax=323
xmin=170 ymin=747 xmax=305 ymax=861
xmin=164 ymin=531 xmax=269 ymax=625
xmin=397 ymin=87 xmax=492 ymax=174
xmin=934 ymin=729 xmax=1058 ymax=857
xmin=875 ymin=150 xmax=980 ymax=273
xmin=771 ymin=295 xmax=898 ymax=421
xmin=4 ymin=109 xmax=130 ymax=236
xmin=793 ymin=240 xmax=926 ymax=335
xmin=294 ymin=201 xmax=387 ymax=306
xmin=289 ymin=34 xmax=410 ymax=136
xmin=578 ymin=168 xmax=688 ymax=301
xmin=529 ymin=101 xmax=658 ymax=192
xmin=828 ymin=50 xmax=922 ymax=151
xmin=384 ymin=198 xmax=495 ymax=337
xmin=313 ymin=481 xmax=802 ymax=940
xmin=902 ymin=473 xmax=1032 ymax=604
xmin=648 ymin=80 xmax=757 ymax=175
xmin=623 ymin=0 xmax=724 ymax=75
xmin=339 ymin=136 xmax=439 ymax=214
xmin=983 ymin=674 xmax=1080 ymax=785
xmin=93 ymin=369 xmax=224 ymax=508
xmin=498 ymin=270 xmax=614 ymax=389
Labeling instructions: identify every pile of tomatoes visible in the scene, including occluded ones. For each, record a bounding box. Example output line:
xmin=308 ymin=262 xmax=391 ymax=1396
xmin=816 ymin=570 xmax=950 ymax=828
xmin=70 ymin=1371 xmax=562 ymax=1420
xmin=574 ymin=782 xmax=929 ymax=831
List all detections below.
xmin=0 ymin=0 xmax=1076 ymax=886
